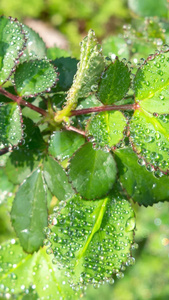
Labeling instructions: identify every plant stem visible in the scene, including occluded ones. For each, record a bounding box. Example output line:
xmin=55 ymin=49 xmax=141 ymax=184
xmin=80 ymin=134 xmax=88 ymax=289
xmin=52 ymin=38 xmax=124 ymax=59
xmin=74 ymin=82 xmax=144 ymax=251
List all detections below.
xmin=0 ymin=87 xmax=47 ymax=116
xmin=64 ymin=124 xmax=86 ymax=136
xmin=71 ymin=103 xmax=136 ymax=116
xmin=0 ymin=146 xmax=10 ymax=156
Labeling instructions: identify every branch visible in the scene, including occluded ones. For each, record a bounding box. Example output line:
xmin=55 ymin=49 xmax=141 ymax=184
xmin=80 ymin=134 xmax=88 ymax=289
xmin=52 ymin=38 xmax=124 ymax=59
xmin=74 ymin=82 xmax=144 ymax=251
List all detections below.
xmin=0 ymin=146 xmax=11 ymax=156
xmin=0 ymin=87 xmax=47 ymax=116
xmin=64 ymin=125 xmax=86 ymax=136
xmin=71 ymin=104 xmax=136 ymax=116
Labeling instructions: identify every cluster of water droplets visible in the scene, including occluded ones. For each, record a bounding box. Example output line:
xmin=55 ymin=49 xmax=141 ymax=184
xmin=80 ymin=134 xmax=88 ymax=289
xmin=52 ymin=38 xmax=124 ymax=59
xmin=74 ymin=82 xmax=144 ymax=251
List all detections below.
xmin=15 ymin=59 xmax=57 ymax=97
xmin=0 ymin=103 xmax=22 ymax=150
xmin=130 ymin=112 xmax=169 ymax=173
xmin=0 ymin=239 xmax=28 ymax=298
xmin=0 ymin=16 xmax=25 ymax=85
xmin=87 ymin=110 xmax=127 ymax=152
xmin=45 ymin=195 xmax=135 ymax=289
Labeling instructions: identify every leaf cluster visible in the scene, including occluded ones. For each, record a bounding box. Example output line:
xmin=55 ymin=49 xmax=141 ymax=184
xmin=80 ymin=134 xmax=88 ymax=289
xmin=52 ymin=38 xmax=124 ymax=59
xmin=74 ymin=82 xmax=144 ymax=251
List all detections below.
xmin=0 ymin=11 xmax=169 ymax=300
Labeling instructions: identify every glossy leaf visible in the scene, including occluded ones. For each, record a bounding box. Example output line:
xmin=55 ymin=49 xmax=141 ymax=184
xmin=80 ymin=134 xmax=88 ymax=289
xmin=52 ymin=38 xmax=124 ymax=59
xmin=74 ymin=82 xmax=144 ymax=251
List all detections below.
xmin=66 ymin=29 xmax=105 ymax=103
xmin=48 ymin=130 xmax=85 ymax=161
xmin=0 ymin=16 xmax=25 ymax=84
xmin=20 ymin=24 xmax=47 ymax=63
xmin=86 ymin=111 xmax=126 ymax=149
xmin=134 ymin=51 xmax=169 ymax=114
xmin=47 ymin=192 xmax=135 ymax=286
xmin=43 ymin=156 xmax=74 ymax=201
xmin=4 ymin=116 xmax=46 ymax=184
xmin=115 ymin=147 xmax=169 ymax=206
xmin=0 ymin=240 xmax=82 ymax=300
xmin=97 ymin=59 xmax=131 ymax=105
xmin=14 ymin=59 xmax=57 ymax=97
xmin=68 ymin=142 xmax=117 ymax=199
xmin=51 ymin=57 xmax=78 ymax=91
xmin=0 ymin=103 xmax=22 ymax=147
xmin=11 ymin=169 xmax=47 ymax=253
xmin=5 ymin=150 xmax=40 ymax=185
xmin=129 ymin=109 xmax=169 ymax=173
xmin=128 ymin=0 xmax=168 ymax=18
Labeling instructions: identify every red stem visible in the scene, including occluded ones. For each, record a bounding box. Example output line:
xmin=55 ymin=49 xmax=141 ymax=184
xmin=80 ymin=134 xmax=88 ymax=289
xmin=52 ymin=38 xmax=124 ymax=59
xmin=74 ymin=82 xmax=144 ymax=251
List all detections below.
xmin=64 ymin=125 xmax=86 ymax=136
xmin=0 ymin=87 xmax=47 ymax=116
xmin=71 ymin=104 xmax=136 ymax=116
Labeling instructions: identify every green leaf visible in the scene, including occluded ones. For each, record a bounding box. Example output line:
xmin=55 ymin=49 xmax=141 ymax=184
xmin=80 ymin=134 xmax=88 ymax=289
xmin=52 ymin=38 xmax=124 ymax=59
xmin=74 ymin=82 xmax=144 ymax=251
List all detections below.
xmin=0 ymin=240 xmax=82 ymax=300
xmin=47 ymin=47 xmax=70 ymax=60
xmin=0 ymin=103 xmax=22 ymax=147
xmin=129 ymin=109 xmax=169 ymax=173
xmin=97 ymin=59 xmax=131 ymax=105
xmin=48 ymin=130 xmax=85 ymax=161
xmin=102 ymin=36 xmax=129 ymax=60
xmin=128 ymin=0 xmax=168 ymax=18
xmin=20 ymin=24 xmax=47 ymax=63
xmin=34 ymin=247 xmax=82 ymax=300
xmin=68 ymin=142 xmax=117 ymax=199
xmin=5 ymin=150 xmax=40 ymax=185
xmin=43 ymin=156 xmax=74 ymax=201
xmin=67 ymin=29 xmax=105 ymax=103
xmin=134 ymin=51 xmax=169 ymax=114
xmin=22 ymin=117 xmax=46 ymax=151
xmin=4 ymin=116 xmax=46 ymax=184
xmin=115 ymin=147 xmax=169 ymax=206
xmin=14 ymin=59 xmax=57 ymax=97
xmin=0 ymin=168 xmax=14 ymax=205
xmin=47 ymin=192 xmax=135 ymax=286
xmin=51 ymin=57 xmax=78 ymax=91
xmin=11 ymin=169 xmax=47 ymax=253
xmin=0 ymin=16 xmax=25 ymax=85
xmin=86 ymin=111 xmax=126 ymax=149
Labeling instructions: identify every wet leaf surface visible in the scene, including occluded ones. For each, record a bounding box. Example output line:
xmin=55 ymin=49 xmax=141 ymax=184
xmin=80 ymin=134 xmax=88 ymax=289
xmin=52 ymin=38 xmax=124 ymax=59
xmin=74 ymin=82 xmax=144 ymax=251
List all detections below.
xmin=20 ymin=24 xmax=47 ymax=63
xmin=97 ymin=59 xmax=131 ymax=105
xmin=11 ymin=169 xmax=48 ymax=253
xmin=47 ymin=191 xmax=135 ymax=286
xmin=129 ymin=109 xmax=169 ymax=173
xmin=0 ymin=103 xmax=22 ymax=147
xmin=68 ymin=142 xmax=117 ymax=199
xmin=86 ymin=111 xmax=126 ymax=149
xmin=0 ymin=240 xmax=82 ymax=299
xmin=14 ymin=59 xmax=57 ymax=97
xmin=115 ymin=147 xmax=169 ymax=206
xmin=134 ymin=51 xmax=169 ymax=114
xmin=0 ymin=16 xmax=25 ymax=84
xmin=48 ymin=130 xmax=85 ymax=161
xmin=66 ymin=29 xmax=105 ymax=104
xmin=43 ymin=156 xmax=74 ymax=201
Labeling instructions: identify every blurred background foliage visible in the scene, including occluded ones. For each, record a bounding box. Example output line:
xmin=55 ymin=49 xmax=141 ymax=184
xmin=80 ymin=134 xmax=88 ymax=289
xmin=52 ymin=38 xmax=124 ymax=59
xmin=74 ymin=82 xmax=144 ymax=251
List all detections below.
xmin=1 ymin=0 xmax=169 ymax=299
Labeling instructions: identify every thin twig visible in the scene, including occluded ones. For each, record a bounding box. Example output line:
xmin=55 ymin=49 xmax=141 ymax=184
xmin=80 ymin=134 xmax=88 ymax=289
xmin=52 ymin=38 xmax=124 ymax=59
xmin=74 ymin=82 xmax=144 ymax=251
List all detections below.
xmin=64 ymin=125 xmax=86 ymax=136
xmin=0 ymin=87 xmax=47 ymax=116
xmin=71 ymin=104 xmax=136 ymax=116
xmin=0 ymin=147 xmax=11 ymax=156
